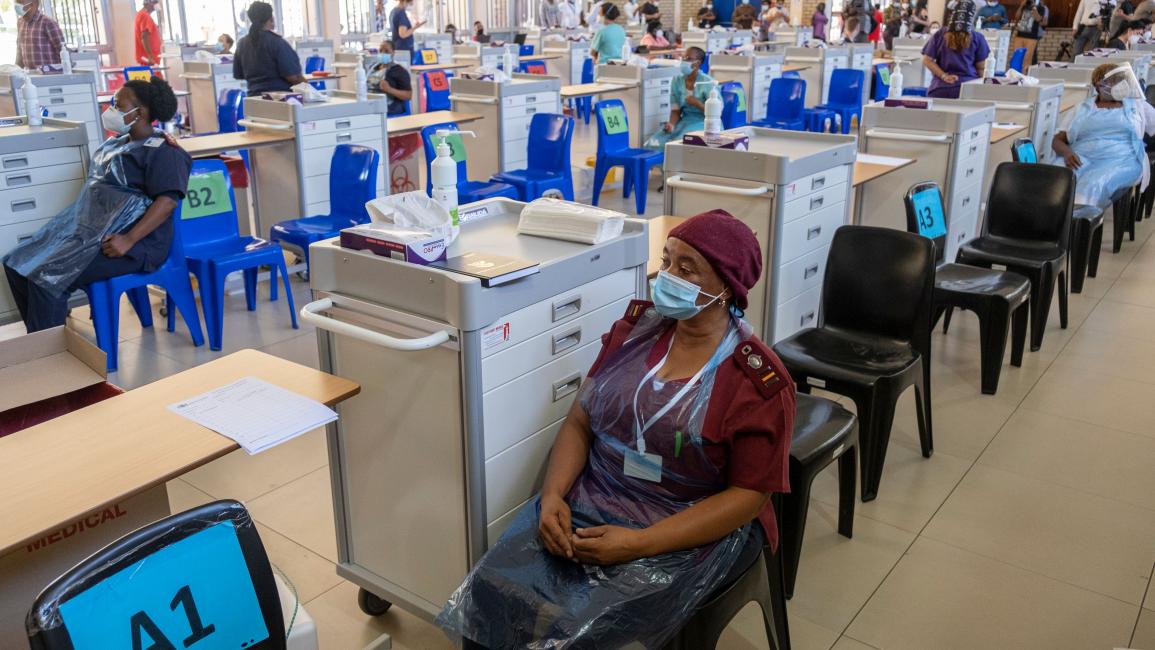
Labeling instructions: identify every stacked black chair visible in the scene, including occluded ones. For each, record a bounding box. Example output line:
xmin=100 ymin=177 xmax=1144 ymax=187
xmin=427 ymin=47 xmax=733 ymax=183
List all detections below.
xmin=774 ymin=226 xmax=936 ymax=502
xmin=905 ymin=181 xmax=1031 ymax=395
xmin=955 ymin=162 xmax=1074 ymax=352
xmin=1138 ymin=84 xmax=1155 ymax=221
xmin=1010 ymin=137 xmax=1103 ymax=293
xmin=780 ymin=393 xmax=858 ymax=598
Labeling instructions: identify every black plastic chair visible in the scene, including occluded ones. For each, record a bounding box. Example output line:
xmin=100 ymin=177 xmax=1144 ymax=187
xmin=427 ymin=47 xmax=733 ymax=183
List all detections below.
xmin=905 ymin=181 xmax=1031 ymax=395
xmin=956 ymin=162 xmax=1074 ymax=353
xmin=665 ymin=538 xmax=790 ymax=650
xmin=1110 ymin=184 xmax=1139 ymax=253
xmin=1010 ymin=137 xmax=1103 ymax=293
xmin=773 ymin=225 xmax=936 ymax=502
xmin=781 ymin=393 xmax=857 ymax=599
xmin=28 ymin=500 xmax=287 ymax=650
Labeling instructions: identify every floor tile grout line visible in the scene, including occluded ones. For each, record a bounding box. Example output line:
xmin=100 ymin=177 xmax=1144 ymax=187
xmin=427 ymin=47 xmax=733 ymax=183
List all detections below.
xmin=1132 ymin=562 xmax=1155 ymax=646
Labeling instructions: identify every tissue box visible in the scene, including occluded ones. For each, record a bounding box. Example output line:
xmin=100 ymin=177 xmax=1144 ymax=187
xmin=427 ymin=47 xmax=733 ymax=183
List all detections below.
xmin=340 ymin=223 xmax=448 ymax=265
xmin=682 ymin=131 xmax=750 ymax=150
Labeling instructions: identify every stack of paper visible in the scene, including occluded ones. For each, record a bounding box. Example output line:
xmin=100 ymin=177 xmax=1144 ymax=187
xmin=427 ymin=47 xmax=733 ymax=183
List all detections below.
xmin=517 ymin=198 xmax=626 ymax=245
xmin=168 ymin=377 xmax=339 ymax=455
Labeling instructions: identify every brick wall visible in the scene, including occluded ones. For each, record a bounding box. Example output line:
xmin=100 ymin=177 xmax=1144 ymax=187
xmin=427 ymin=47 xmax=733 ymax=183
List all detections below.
xmin=1036 ymin=27 xmax=1073 ymax=61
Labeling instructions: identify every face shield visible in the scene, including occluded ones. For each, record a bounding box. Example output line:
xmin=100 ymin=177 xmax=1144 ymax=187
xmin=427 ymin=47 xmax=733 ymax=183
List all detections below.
xmin=1100 ymin=64 xmax=1144 ymax=100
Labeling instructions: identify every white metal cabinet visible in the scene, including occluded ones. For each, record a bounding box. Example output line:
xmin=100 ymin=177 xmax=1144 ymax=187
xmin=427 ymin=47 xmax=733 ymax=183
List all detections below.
xmin=847 ymin=43 xmax=875 ymax=106
xmin=857 ymin=100 xmax=997 ymax=262
xmin=683 ymin=31 xmax=734 ymax=55
xmin=709 ymin=52 xmax=786 ymax=123
xmin=893 ymin=36 xmax=932 ymax=88
xmin=544 ymin=40 xmax=591 ymax=87
xmin=183 ymin=60 xmax=246 ymax=134
xmin=0 ymin=73 xmax=102 ymax=155
xmin=664 ymin=127 xmax=857 ymax=344
xmin=980 ymin=29 xmax=1011 ymax=73
xmin=596 ymin=63 xmax=678 ymax=149
xmin=308 ymin=199 xmax=647 ymax=621
xmin=415 ymin=33 xmax=455 ymax=64
xmin=785 ymin=45 xmax=850 ymax=106
xmin=0 ymin=118 xmax=89 ymax=324
xmin=291 ymin=37 xmax=335 ymax=74
xmin=450 ymin=75 xmax=563 ymax=179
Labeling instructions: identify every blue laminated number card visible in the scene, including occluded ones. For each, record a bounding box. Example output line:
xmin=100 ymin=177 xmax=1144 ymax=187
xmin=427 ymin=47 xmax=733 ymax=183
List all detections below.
xmin=58 ymin=520 xmax=270 ymax=649
xmin=911 ymin=188 xmax=948 ymax=240
xmin=1015 ymin=142 xmax=1037 ymax=163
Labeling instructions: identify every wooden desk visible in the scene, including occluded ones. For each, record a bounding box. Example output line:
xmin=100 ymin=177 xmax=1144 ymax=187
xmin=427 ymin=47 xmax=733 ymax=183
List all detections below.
xmin=1061 ymin=93 xmax=1081 ymax=114
xmin=783 ymin=64 xmax=811 ymax=72
xmin=522 ymin=53 xmax=562 ymax=62
xmin=305 ymin=72 xmax=345 ymax=82
xmin=560 ymin=82 xmax=636 ymax=99
xmin=990 ymin=124 xmax=1027 ymax=144
xmin=177 ymin=129 xmax=296 ymax=158
xmin=412 ymin=62 xmax=473 ymax=73
xmin=873 ymin=57 xmax=896 ymax=65
xmin=0 ymin=349 xmax=360 ymax=556
xmin=387 ymin=110 xmax=484 ymax=136
xmin=647 ymin=215 xmax=688 ymax=277
xmin=853 ymin=156 xmax=916 ymax=186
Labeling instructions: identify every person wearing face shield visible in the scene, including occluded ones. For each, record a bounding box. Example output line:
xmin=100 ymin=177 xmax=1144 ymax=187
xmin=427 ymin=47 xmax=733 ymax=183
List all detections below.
xmin=643 ymin=47 xmax=713 ymax=151
xmin=3 ymin=77 xmax=192 ymax=333
xmin=14 ymin=0 xmax=64 ymax=70
xmin=922 ymin=0 xmax=989 ymax=98
xmin=1052 ymin=64 xmax=1155 ymax=208
xmin=435 ymin=209 xmax=794 ymax=650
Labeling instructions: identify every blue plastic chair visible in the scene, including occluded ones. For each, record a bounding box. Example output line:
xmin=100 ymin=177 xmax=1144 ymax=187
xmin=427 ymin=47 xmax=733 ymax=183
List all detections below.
xmin=700 ymin=53 xmax=710 ymax=74
xmin=872 ymin=63 xmax=890 ymax=101
xmin=804 ymin=107 xmax=836 ymax=132
xmin=413 ymin=48 xmax=439 ymax=65
xmin=269 ymin=144 xmax=380 ymax=273
xmin=903 ymin=87 xmax=929 ymax=96
xmin=305 ymin=55 xmax=326 ymax=90
xmin=519 ymin=60 xmax=548 ymax=74
xmin=83 ymin=206 xmax=205 ymax=372
xmin=491 ymin=113 xmax=575 ymax=201
xmin=577 ymin=57 xmax=594 ymax=124
xmin=182 ymin=159 xmax=297 ymax=351
xmin=217 ymin=88 xmax=244 ymax=133
xmin=419 ymin=122 xmax=520 ymax=202
xmin=519 ymin=44 xmax=535 ymax=56
xmin=720 ymin=81 xmax=748 ymax=129
xmin=1008 ymin=47 xmax=1026 ymax=73
xmin=422 ymin=70 xmax=452 ymax=111
xmin=122 ymin=65 xmax=152 ymax=81
xmin=753 ymin=77 xmax=806 ymax=130
xmin=817 ymin=68 xmax=864 ymax=134
xmin=592 ymin=99 xmax=663 ymax=215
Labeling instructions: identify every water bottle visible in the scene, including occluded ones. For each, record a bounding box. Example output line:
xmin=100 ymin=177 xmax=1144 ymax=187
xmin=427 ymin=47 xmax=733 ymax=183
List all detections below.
xmin=888 ymin=66 xmax=903 ymax=98
xmin=23 ymin=75 xmax=42 ymax=126
xmin=355 ymin=65 xmax=368 ymax=101
xmin=60 ymin=45 xmax=72 ymax=74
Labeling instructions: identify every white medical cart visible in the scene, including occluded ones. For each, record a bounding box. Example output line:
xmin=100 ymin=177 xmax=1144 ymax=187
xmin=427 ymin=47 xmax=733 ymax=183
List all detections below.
xmin=857 ymin=99 xmax=997 ymax=262
xmin=709 ymin=52 xmax=785 ymax=123
xmin=1074 ymin=51 xmax=1152 ymax=85
xmin=291 ymin=37 xmax=335 ymax=73
xmin=892 ymin=36 xmax=932 ymax=89
xmin=242 ymin=92 xmax=390 ymax=232
xmin=663 ymin=127 xmax=857 ymax=344
xmin=304 ymin=198 xmax=648 ymax=620
xmin=595 ymin=63 xmax=678 ymax=149
xmin=0 ymin=72 xmax=103 ymax=156
xmin=960 ymin=78 xmax=1064 ymax=189
xmin=785 ymin=44 xmax=849 ymax=106
xmin=544 ymin=40 xmax=592 ymax=87
xmin=182 ymin=60 xmax=246 ymax=134
xmin=0 ymin=118 xmax=89 ymax=324
xmin=1028 ymin=64 xmax=1095 ymax=130
xmin=847 ymin=42 xmax=875 ymax=106
xmin=766 ymin=26 xmax=813 ymax=46
xmin=980 ymin=28 xmax=1011 ymax=74
xmin=683 ymin=30 xmax=734 ymax=55
xmin=449 ymin=74 xmax=562 ymax=180
xmin=415 ymin=33 xmax=455 ymax=64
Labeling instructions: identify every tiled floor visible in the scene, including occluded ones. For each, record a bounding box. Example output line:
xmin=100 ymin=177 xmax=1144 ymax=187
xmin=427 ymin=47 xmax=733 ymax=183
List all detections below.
xmin=10 ymin=128 xmax=1155 ymax=649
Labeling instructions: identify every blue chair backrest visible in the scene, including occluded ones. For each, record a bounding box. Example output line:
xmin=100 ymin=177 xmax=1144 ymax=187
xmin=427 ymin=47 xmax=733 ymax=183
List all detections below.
xmin=519 ymin=44 xmax=534 ymax=56
xmin=903 ymin=181 xmax=949 ymax=265
xmin=1011 ymin=137 xmax=1037 ymax=163
xmin=527 ymin=113 xmax=573 ymax=173
xmin=216 ymin=88 xmax=244 ymax=133
xmin=27 ymin=500 xmax=285 ymax=650
xmin=769 ymin=77 xmax=806 ymax=121
xmin=594 ymin=98 xmax=632 ymax=156
xmin=520 ymin=61 xmax=548 ymax=74
xmin=179 ymin=159 xmax=240 ymax=250
xmin=422 ymin=71 xmax=452 ymax=111
xmin=122 ymin=65 xmax=152 ymax=81
xmin=872 ymin=63 xmax=890 ymax=101
xmin=305 ymin=55 xmax=325 ymax=74
xmin=700 ymin=53 xmax=710 ymax=74
xmin=1008 ymin=47 xmax=1026 ymax=73
xmin=720 ymin=81 xmax=747 ymax=129
xmin=827 ymin=68 xmax=864 ymax=106
xmin=419 ymin=121 xmax=471 ymax=194
xmin=329 ymin=144 xmax=380 ymax=220
xmin=414 ymin=48 xmax=439 ymax=65
xmin=581 ymin=57 xmax=594 ymax=84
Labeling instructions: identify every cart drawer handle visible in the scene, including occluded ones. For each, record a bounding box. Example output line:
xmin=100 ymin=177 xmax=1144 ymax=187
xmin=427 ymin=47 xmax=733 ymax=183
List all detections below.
xmin=2 ymin=156 xmax=29 ymax=169
xmin=552 ymin=327 xmax=582 ymax=355
xmin=666 ymin=175 xmax=771 ymax=196
xmin=807 ymin=225 xmax=822 ymax=240
xmin=803 ymin=264 xmax=820 ymax=279
xmin=810 ymin=195 xmax=824 ymax=210
xmin=800 ymin=310 xmax=816 ymax=326
xmin=11 ymin=199 xmax=36 ymax=212
xmin=336 ymin=119 xmax=352 ymax=129
xmin=300 ymin=298 xmax=452 ymax=351
xmin=6 ymin=174 xmax=32 ymax=187
xmin=47 ymin=87 xmax=63 ymax=94
xmin=336 ymin=132 xmax=353 ymax=143
xmin=553 ymin=296 xmax=582 ymax=322
xmin=811 ymin=176 xmax=826 ymax=190
xmin=552 ymin=373 xmax=583 ymax=402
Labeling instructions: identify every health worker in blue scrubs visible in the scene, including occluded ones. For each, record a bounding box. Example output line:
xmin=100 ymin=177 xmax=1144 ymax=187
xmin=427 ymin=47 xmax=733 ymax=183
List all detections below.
xmin=233 ymin=1 xmax=307 ymax=96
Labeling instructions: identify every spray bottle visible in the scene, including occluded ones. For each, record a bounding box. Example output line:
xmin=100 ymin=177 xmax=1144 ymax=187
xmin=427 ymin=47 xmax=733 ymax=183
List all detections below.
xmin=503 ymin=47 xmax=519 ymax=80
xmin=702 ymin=80 xmax=723 ymax=141
xmin=888 ymin=65 xmax=903 ymax=98
xmin=355 ymin=63 xmax=368 ymax=101
xmin=431 ymin=129 xmax=477 ymax=237
xmin=60 ymin=45 xmax=72 ymax=74
xmin=22 ymin=74 xmax=42 ymax=126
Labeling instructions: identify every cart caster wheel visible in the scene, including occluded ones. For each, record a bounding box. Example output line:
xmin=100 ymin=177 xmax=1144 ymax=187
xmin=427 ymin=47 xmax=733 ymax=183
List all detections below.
xmin=358 ymin=588 xmax=392 ymax=616
xmin=296 ymin=271 xmax=309 ymax=282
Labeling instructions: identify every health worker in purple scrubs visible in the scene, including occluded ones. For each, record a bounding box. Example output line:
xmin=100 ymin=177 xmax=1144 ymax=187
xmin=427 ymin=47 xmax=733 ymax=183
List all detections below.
xmin=921 ymin=0 xmax=990 ymax=98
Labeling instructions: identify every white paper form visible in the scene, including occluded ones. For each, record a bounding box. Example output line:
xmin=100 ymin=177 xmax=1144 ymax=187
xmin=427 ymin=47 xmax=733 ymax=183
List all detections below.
xmin=168 ymin=376 xmax=338 ymax=454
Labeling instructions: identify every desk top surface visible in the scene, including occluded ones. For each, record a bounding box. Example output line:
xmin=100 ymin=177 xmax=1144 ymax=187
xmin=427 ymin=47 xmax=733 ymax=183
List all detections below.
xmin=991 ymin=123 xmax=1028 ymax=144
xmin=853 ymin=156 xmax=916 ymax=186
xmin=387 ymin=110 xmax=484 ymax=135
xmin=783 ymin=63 xmax=811 ymax=72
xmin=412 ymin=62 xmax=473 ymax=72
xmin=0 ymin=349 xmax=360 ymax=555
xmin=1060 ymin=93 xmax=1082 ymax=113
xmin=522 ymin=53 xmax=562 ymax=61
xmin=560 ymin=82 xmax=636 ymax=98
xmin=177 ymin=129 xmax=296 ymax=157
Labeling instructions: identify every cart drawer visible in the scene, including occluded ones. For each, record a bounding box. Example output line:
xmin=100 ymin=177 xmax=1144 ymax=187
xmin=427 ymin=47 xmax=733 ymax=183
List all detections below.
xmin=1 ymin=162 xmax=84 ymax=191
xmin=0 ymin=179 xmax=84 ymax=226
xmin=482 ymin=296 xmax=631 ymax=391
xmin=0 ymin=147 xmax=82 ymax=171
xmin=485 ymin=418 xmax=563 ymax=522
xmin=300 ymin=126 xmax=383 ymax=151
xmin=781 ymin=164 xmax=850 ymax=203
xmin=778 ymin=199 xmax=845 ymax=264
xmin=775 ymin=245 xmax=828 ymax=305
xmin=300 ymin=113 xmax=382 ymax=135
xmin=37 ymin=83 xmax=91 ymax=98
xmin=487 ymin=497 xmax=529 ymax=546
xmin=782 ymin=182 xmax=845 ymax=224
xmin=773 ymin=285 xmax=822 ymax=344
xmin=482 ymin=340 xmax=601 ymax=460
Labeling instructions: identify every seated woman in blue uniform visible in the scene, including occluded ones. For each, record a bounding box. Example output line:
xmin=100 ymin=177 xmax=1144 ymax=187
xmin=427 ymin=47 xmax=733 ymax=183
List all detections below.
xmin=3 ymin=76 xmax=193 ymax=333
xmin=643 ymin=46 xmax=714 ymax=151
xmin=437 ymin=209 xmax=796 ymax=649
xmin=1052 ymin=63 xmax=1155 ymax=208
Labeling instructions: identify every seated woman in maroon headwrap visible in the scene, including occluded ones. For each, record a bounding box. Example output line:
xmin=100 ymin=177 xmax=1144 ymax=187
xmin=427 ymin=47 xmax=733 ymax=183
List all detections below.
xmin=436 ymin=210 xmax=796 ymax=649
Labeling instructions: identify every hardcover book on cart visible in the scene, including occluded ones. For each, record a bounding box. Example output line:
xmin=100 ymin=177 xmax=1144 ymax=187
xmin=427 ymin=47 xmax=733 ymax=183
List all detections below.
xmin=432 ymin=252 xmax=540 ymax=287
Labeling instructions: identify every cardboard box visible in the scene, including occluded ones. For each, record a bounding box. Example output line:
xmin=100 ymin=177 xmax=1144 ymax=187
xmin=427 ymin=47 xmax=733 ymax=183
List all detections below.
xmin=0 ymin=327 xmax=171 ymax=643
xmin=341 ymin=223 xmax=449 ymax=265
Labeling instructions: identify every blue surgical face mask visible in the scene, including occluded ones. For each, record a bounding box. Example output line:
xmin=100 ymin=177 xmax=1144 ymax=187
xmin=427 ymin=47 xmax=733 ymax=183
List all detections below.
xmin=211 ymin=42 xmax=224 ymax=53
xmin=680 ymin=60 xmax=694 ymax=75
xmin=14 ymin=2 xmax=27 ymax=17
xmin=380 ymin=53 xmax=393 ymax=64
xmin=650 ymin=270 xmax=724 ymax=320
